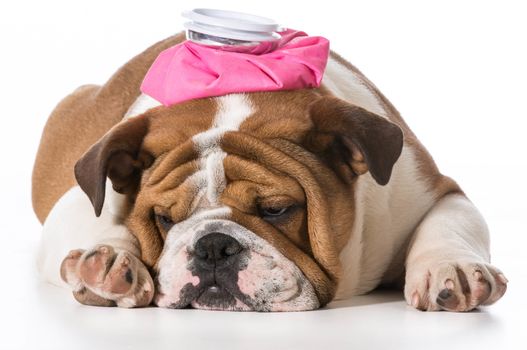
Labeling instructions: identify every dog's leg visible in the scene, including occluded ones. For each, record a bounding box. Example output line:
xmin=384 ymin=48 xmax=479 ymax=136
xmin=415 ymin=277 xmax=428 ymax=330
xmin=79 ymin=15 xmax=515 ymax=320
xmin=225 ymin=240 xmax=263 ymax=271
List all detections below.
xmin=404 ymin=193 xmax=507 ymax=311
xmin=38 ymin=185 xmax=154 ymax=307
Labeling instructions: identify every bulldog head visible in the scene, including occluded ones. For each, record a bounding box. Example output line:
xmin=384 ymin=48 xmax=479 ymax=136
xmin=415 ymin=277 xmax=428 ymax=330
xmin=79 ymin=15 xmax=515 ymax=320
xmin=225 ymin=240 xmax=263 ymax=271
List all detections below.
xmin=74 ymin=90 xmax=403 ymax=311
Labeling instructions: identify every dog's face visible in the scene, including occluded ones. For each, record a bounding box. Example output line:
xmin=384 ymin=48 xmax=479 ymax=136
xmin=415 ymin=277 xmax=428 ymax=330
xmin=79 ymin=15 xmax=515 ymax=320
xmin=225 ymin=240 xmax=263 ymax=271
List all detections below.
xmin=75 ymin=90 xmax=403 ymax=311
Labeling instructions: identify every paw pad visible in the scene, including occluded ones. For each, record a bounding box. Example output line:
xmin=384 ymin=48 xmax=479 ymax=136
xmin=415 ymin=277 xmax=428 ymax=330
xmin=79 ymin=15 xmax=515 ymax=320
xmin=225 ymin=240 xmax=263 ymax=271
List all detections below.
xmin=60 ymin=246 xmax=155 ymax=308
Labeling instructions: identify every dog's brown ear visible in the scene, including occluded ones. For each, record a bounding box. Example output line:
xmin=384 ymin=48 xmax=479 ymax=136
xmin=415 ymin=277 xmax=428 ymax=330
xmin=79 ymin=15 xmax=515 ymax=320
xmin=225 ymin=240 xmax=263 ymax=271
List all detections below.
xmin=306 ymin=97 xmax=403 ymax=185
xmin=75 ymin=117 xmax=153 ymax=216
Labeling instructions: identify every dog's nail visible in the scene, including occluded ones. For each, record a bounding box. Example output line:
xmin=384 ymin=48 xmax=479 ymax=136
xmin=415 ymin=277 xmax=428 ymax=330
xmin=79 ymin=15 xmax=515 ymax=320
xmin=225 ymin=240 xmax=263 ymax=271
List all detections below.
xmin=474 ymin=271 xmax=484 ymax=281
xmin=67 ymin=250 xmax=80 ymax=258
xmin=411 ymin=292 xmax=420 ymax=308
xmin=438 ymin=288 xmax=453 ymax=300
xmin=122 ymin=257 xmax=130 ymax=266
xmin=445 ymin=279 xmax=455 ymax=290
xmin=144 ymin=283 xmax=151 ymax=293
xmin=99 ymin=246 xmax=109 ymax=254
xmin=498 ymin=273 xmax=509 ymax=284
xmin=437 ymin=288 xmax=460 ymax=310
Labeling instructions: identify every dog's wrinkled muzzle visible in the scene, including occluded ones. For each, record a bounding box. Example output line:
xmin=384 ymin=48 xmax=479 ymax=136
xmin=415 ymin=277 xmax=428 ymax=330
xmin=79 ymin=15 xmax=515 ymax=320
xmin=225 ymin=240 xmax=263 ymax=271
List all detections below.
xmin=154 ymin=219 xmax=320 ymax=311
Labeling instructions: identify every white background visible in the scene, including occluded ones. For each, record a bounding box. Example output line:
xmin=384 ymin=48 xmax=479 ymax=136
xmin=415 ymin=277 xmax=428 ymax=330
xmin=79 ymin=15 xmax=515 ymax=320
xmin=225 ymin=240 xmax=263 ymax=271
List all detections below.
xmin=0 ymin=1 xmax=526 ymax=349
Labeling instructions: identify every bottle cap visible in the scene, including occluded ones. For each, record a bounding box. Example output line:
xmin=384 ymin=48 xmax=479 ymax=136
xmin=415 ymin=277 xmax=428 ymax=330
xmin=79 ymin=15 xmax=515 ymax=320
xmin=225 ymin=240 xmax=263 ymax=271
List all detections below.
xmin=182 ymin=8 xmax=281 ymax=46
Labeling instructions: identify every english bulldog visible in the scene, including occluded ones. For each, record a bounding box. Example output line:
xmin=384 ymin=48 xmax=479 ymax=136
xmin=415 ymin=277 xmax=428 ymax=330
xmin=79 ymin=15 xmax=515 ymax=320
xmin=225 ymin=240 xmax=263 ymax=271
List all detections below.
xmin=33 ymin=33 xmax=507 ymax=311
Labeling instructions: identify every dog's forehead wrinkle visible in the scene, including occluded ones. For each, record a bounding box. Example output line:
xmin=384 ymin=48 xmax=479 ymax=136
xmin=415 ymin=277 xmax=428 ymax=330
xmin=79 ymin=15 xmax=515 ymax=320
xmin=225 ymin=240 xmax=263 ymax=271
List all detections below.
xmin=203 ymin=151 xmax=226 ymax=206
xmin=192 ymin=128 xmax=224 ymax=152
xmin=187 ymin=94 xmax=255 ymax=210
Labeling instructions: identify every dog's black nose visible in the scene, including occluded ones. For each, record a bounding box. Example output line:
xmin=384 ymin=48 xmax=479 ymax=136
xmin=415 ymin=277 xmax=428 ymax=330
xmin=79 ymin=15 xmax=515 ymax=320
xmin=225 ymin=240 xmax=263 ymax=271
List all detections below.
xmin=194 ymin=233 xmax=242 ymax=264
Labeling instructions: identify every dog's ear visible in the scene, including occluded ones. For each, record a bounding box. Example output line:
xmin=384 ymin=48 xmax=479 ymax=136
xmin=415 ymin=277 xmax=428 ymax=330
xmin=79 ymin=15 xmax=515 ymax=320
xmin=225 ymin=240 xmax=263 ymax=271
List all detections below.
xmin=75 ymin=116 xmax=154 ymax=216
xmin=306 ymin=97 xmax=403 ymax=185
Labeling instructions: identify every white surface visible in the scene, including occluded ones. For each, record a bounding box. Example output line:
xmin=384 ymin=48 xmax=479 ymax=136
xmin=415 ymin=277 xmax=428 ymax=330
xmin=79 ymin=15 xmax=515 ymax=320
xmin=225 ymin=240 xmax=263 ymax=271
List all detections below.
xmin=3 ymin=247 xmax=527 ymax=350
xmin=1 ymin=1 xmax=527 ymax=349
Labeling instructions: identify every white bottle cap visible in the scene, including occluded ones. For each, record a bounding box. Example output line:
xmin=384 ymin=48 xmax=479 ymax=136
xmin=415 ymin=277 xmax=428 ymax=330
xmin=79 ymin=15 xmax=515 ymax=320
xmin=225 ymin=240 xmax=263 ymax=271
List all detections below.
xmin=182 ymin=8 xmax=281 ymax=46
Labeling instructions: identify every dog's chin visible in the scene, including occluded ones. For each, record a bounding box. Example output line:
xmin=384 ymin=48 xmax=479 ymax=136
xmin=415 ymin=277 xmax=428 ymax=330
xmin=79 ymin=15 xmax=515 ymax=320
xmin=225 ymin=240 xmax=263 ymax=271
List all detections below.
xmin=155 ymin=278 xmax=320 ymax=312
xmin=154 ymin=283 xmax=253 ymax=311
xmin=189 ymin=285 xmax=252 ymax=311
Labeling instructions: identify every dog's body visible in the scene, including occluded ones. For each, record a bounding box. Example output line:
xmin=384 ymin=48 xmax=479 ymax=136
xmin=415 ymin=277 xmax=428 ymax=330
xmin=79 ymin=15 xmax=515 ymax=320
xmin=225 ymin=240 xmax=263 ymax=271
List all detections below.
xmin=33 ymin=34 xmax=507 ymax=311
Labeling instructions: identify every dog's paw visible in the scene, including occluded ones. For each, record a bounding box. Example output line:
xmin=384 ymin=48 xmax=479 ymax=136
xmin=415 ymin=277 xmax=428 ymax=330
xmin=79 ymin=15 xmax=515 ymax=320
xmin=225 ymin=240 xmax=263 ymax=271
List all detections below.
xmin=60 ymin=245 xmax=154 ymax=308
xmin=404 ymin=261 xmax=508 ymax=311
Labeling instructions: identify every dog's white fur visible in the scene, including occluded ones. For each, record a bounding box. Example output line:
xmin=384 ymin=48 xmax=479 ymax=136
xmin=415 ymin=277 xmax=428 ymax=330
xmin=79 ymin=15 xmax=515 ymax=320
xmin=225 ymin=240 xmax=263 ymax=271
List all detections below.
xmin=320 ymin=58 xmax=438 ymax=298
xmin=322 ymin=57 xmax=386 ymax=118
xmin=124 ymin=93 xmax=161 ymax=119
xmin=335 ymin=146 xmax=437 ymax=298
xmin=38 ymin=182 xmax=139 ymax=288
xmin=38 ymin=56 xmax=496 ymax=309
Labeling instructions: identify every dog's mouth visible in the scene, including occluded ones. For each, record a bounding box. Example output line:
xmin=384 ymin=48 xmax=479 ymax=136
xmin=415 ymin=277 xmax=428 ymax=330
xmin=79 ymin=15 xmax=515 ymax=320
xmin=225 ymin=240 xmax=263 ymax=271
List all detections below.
xmin=197 ymin=284 xmax=229 ymax=303
xmin=190 ymin=284 xmax=250 ymax=311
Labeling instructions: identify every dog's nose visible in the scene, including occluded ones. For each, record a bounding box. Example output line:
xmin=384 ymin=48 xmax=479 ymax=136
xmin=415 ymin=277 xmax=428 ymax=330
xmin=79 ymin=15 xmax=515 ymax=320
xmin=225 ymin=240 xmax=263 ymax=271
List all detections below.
xmin=194 ymin=233 xmax=242 ymax=264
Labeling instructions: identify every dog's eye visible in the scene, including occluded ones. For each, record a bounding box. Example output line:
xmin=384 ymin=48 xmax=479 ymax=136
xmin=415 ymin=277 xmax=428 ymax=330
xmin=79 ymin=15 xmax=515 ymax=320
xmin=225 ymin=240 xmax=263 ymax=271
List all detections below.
xmin=260 ymin=206 xmax=289 ymax=217
xmin=156 ymin=214 xmax=175 ymax=232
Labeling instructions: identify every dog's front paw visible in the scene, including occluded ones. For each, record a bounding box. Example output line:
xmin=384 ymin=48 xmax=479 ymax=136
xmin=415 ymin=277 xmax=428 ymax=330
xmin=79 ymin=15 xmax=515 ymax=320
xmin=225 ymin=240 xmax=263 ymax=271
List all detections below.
xmin=404 ymin=261 xmax=508 ymax=311
xmin=60 ymin=245 xmax=154 ymax=307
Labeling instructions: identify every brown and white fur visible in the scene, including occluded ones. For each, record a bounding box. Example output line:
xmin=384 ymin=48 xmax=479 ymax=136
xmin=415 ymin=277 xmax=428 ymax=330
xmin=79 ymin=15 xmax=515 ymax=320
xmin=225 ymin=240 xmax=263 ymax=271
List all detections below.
xmin=33 ymin=33 xmax=507 ymax=311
